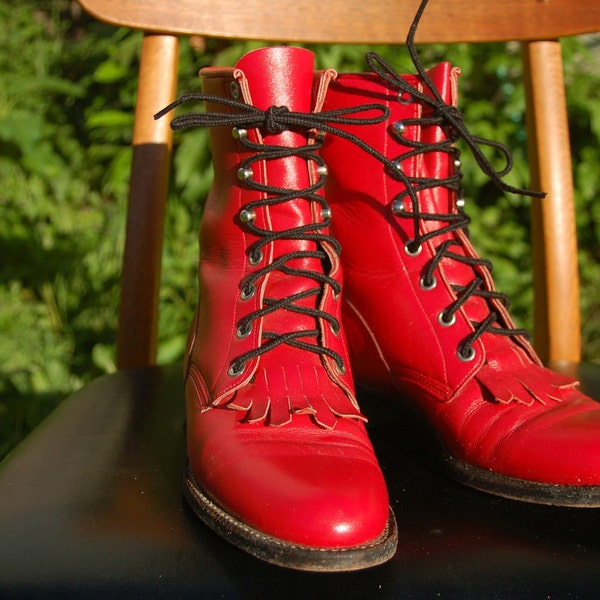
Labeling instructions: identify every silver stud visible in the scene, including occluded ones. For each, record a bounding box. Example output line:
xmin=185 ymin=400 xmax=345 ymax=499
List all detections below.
xmin=404 ymin=240 xmax=422 ymax=257
xmin=237 ymin=167 xmax=254 ymax=181
xmin=392 ymin=159 xmax=403 ymax=172
xmin=321 ymin=206 xmax=332 ymax=220
xmin=457 ymin=345 xmax=476 ymax=362
xmin=393 ymin=121 xmax=406 ymax=134
xmin=456 ymin=197 xmax=466 ymax=208
xmin=420 ymin=275 xmax=437 ymax=291
xmin=229 ymin=81 xmax=241 ymax=99
xmin=316 ymin=164 xmax=328 ymax=176
xmin=232 ymin=127 xmax=247 ymax=139
xmin=454 ymin=158 xmax=462 ymax=168
xmin=392 ymin=199 xmax=405 ymax=215
xmin=438 ymin=311 xmax=456 ymax=327
xmin=239 ymin=209 xmax=256 ymax=223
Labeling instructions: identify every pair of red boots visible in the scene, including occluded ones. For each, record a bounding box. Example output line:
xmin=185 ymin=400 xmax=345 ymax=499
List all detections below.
xmin=157 ymin=43 xmax=600 ymax=571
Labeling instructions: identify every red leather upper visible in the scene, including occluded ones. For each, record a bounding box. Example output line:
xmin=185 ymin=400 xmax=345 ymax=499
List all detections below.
xmin=322 ymin=64 xmax=600 ymax=486
xmin=184 ymin=47 xmax=390 ymax=549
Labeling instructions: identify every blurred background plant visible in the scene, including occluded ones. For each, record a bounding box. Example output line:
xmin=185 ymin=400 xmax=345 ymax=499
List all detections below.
xmin=1 ymin=0 xmax=600 ymax=460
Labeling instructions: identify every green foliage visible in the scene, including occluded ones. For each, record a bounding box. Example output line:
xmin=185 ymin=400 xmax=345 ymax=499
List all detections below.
xmin=0 ymin=1 xmax=127 ymax=456
xmin=563 ymin=34 xmax=600 ymax=357
xmin=2 ymin=1 xmax=600 ymax=460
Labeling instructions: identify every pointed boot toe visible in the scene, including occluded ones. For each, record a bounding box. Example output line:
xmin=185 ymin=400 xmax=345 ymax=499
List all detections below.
xmin=441 ymin=383 xmax=600 ymax=506
xmin=186 ymin=408 xmax=394 ymax=562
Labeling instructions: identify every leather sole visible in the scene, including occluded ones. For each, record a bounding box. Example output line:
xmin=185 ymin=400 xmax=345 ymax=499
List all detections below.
xmin=183 ymin=460 xmax=398 ymax=572
xmin=443 ymin=453 xmax=600 ymax=508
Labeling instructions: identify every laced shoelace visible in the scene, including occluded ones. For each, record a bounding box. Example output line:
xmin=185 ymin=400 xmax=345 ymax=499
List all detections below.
xmin=155 ymin=95 xmax=389 ymax=376
xmin=363 ymin=0 xmax=546 ymax=361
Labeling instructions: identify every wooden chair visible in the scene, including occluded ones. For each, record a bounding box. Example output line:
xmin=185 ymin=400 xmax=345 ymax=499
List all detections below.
xmin=2 ymin=0 xmax=600 ymax=596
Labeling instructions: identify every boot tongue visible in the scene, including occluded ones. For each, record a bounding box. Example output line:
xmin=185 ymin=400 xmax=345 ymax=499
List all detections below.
xmin=236 ymin=46 xmax=314 ymax=115
xmin=235 ymin=45 xmax=319 ymax=311
xmin=418 ymin=61 xmax=458 ymax=217
xmin=234 ymin=47 xmax=343 ymax=407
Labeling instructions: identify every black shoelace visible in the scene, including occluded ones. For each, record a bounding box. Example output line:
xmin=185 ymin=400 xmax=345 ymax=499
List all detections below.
xmin=363 ymin=0 xmax=545 ymax=361
xmin=155 ymin=96 xmax=389 ymax=376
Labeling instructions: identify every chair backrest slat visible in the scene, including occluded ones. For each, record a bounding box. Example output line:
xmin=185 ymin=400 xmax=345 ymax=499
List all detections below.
xmin=80 ymin=0 xmax=600 ymax=43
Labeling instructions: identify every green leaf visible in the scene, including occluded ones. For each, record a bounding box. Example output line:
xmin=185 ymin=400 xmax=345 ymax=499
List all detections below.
xmin=93 ymin=60 xmax=129 ymax=84
xmin=87 ymin=110 xmax=134 ymax=129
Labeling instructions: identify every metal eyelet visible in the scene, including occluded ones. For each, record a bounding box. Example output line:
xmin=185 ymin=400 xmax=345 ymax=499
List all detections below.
xmin=248 ymin=249 xmax=263 ymax=266
xmin=314 ymin=130 xmax=327 ymax=143
xmin=321 ymin=206 xmax=332 ymax=220
xmin=420 ymin=275 xmax=437 ymax=291
xmin=457 ymin=345 xmax=476 ymax=362
xmin=438 ymin=311 xmax=456 ymax=327
xmin=236 ymin=323 xmax=252 ymax=339
xmin=237 ymin=167 xmax=254 ymax=181
xmin=392 ymin=159 xmax=403 ymax=172
xmin=232 ymin=127 xmax=247 ymax=139
xmin=392 ymin=199 xmax=405 ymax=215
xmin=239 ymin=209 xmax=256 ymax=223
xmin=454 ymin=158 xmax=462 ymax=168
xmin=240 ymin=284 xmax=255 ymax=301
xmin=456 ymin=197 xmax=466 ymax=209
xmin=316 ymin=164 xmax=328 ymax=176
xmin=398 ymin=91 xmax=413 ymax=105
xmin=229 ymin=81 xmax=241 ymax=100
xmin=335 ymin=360 xmax=346 ymax=375
xmin=404 ymin=240 xmax=422 ymax=257
xmin=228 ymin=361 xmax=245 ymax=377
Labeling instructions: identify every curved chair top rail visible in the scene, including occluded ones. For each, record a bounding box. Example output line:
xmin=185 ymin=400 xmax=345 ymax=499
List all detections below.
xmin=78 ymin=0 xmax=600 ymax=44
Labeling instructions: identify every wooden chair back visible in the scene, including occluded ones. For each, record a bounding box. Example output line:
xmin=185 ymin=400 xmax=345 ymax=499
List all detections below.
xmin=76 ymin=0 xmax=600 ymax=368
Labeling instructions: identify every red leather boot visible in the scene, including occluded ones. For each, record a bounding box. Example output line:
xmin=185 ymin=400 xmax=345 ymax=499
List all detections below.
xmin=320 ymin=42 xmax=600 ymax=507
xmin=157 ymin=46 xmax=396 ymax=570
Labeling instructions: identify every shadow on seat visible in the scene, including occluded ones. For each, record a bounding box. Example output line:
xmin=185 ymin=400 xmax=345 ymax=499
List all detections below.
xmin=2 ymin=364 xmax=600 ymax=597
xmin=2 ymin=0 xmax=600 ymax=596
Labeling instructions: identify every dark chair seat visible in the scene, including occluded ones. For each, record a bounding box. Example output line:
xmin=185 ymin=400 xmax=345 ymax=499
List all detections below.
xmin=2 ymin=362 xmax=600 ymax=598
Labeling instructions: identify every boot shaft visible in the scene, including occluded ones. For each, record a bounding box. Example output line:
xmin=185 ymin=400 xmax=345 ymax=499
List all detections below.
xmin=321 ymin=62 xmax=539 ymax=399
xmin=182 ymin=46 xmax=359 ymax=425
